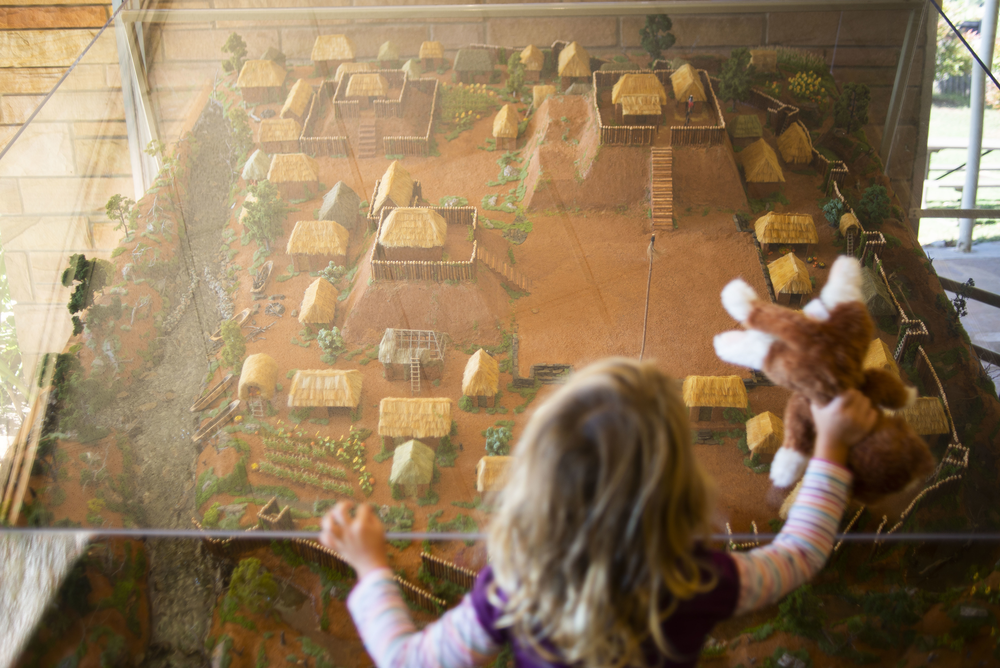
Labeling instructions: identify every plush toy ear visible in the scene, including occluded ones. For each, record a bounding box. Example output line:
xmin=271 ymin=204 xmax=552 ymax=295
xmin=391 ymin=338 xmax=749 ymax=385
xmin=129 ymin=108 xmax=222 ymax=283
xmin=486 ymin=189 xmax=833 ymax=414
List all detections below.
xmin=720 ymin=278 xmax=760 ymax=323
xmin=713 ymin=329 xmax=775 ymax=370
xmin=819 ymin=256 xmax=863 ymax=310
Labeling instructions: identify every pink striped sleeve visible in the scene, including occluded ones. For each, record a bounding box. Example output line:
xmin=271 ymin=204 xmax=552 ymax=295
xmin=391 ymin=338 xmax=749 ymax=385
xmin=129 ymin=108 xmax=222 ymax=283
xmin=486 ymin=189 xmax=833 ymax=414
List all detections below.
xmin=729 ymin=459 xmax=852 ymax=615
xmin=346 ymin=568 xmax=501 ymax=668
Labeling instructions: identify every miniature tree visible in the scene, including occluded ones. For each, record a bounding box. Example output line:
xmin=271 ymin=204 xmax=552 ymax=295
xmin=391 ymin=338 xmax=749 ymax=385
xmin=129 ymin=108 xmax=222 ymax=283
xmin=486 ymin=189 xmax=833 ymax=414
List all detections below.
xmin=718 ymin=48 xmax=755 ymax=112
xmin=317 ymin=327 xmax=346 ymax=364
xmin=834 ymin=82 xmax=870 ymax=133
xmin=506 ymin=52 xmax=525 ymax=97
xmin=639 ymin=15 xmax=676 ymax=63
xmin=319 ymin=262 xmax=346 ymax=285
xmin=858 ymin=184 xmax=890 ymax=228
xmin=106 ymin=194 xmax=136 ymax=242
xmin=822 ymin=198 xmax=845 ymax=228
xmin=221 ymin=32 xmax=248 ymax=75
xmin=220 ymin=319 xmax=246 ymax=370
xmin=226 ymin=558 xmax=277 ymax=614
xmin=61 ymin=254 xmax=114 ymax=336
xmin=242 ymin=181 xmax=291 ymax=252
xmin=484 ymin=425 xmax=512 ymax=456
xmin=226 ymin=106 xmax=254 ymax=166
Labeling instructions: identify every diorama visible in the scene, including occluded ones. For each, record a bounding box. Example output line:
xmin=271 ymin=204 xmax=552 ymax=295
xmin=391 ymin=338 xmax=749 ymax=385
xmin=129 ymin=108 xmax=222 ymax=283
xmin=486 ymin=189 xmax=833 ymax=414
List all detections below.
xmin=7 ymin=14 xmax=1000 ymax=668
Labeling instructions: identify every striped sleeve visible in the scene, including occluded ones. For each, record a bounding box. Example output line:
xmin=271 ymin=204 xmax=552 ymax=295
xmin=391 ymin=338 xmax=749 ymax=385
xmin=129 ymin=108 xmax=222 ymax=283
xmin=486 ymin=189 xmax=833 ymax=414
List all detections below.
xmin=729 ymin=458 xmax=852 ymax=615
xmin=346 ymin=568 xmax=501 ymax=668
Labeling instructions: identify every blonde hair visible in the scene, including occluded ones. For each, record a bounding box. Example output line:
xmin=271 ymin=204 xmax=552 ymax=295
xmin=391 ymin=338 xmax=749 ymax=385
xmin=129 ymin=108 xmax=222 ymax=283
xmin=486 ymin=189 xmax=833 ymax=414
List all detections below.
xmin=486 ymin=358 xmax=716 ymax=667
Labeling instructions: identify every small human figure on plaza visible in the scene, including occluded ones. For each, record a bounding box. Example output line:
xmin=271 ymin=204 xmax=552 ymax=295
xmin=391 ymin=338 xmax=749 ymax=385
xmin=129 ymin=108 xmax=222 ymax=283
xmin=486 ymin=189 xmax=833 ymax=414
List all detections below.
xmin=685 ymin=94 xmax=695 ymax=125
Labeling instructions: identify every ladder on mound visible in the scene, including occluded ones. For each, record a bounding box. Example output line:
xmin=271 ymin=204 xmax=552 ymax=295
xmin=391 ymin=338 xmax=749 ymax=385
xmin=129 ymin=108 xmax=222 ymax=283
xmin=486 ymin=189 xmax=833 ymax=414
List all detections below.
xmin=409 ymin=351 xmax=421 ymax=395
xmin=247 ymin=397 xmax=264 ymax=419
xmin=650 ymin=148 xmax=673 ymax=233
xmin=846 ymin=231 xmax=855 ymax=257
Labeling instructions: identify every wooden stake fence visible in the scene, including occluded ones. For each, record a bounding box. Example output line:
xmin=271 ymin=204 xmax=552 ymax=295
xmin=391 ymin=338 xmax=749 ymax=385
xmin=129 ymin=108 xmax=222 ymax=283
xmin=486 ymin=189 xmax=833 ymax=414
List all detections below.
xmin=394 ymin=575 xmax=447 ymax=612
xmin=476 ymin=246 xmax=531 ymax=291
xmin=421 ymin=552 xmax=479 ymax=590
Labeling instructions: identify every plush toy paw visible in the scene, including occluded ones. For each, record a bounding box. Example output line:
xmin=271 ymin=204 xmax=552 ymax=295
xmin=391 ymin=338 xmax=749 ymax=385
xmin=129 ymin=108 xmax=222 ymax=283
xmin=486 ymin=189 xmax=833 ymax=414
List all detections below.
xmin=770 ymin=447 xmax=808 ymax=488
xmin=721 ymin=279 xmax=759 ymax=323
xmin=819 ymin=257 xmax=863 ymax=309
xmin=802 ymin=298 xmax=830 ymax=321
xmin=713 ymin=330 xmax=775 ymax=370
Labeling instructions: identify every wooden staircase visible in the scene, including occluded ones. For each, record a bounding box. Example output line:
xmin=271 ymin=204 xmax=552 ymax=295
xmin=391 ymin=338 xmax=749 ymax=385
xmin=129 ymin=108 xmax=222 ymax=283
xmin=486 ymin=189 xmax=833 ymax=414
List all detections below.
xmin=358 ymin=119 xmax=377 ymax=158
xmin=650 ymin=148 xmax=673 ymax=233
xmin=248 ymin=397 xmax=264 ymax=419
xmin=409 ymin=351 xmax=421 ymax=395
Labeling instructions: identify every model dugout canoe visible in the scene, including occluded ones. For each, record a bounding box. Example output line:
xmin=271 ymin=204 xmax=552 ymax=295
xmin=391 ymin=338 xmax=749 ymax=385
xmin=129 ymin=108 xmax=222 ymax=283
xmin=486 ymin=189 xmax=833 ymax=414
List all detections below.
xmin=190 ymin=373 xmax=236 ymax=413
xmin=209 ymin=307 xmax=253 ymax=343
xmin=251 ymin=261 xmax=273 ymax=295
xmin=192 ymin=400 xmax=241 ymax=444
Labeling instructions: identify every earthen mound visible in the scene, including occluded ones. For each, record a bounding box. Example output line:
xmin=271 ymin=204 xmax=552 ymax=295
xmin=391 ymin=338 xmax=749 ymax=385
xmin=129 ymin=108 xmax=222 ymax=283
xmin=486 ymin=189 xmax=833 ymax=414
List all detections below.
xmin=673 ymin=143 xmax=748 ymax=211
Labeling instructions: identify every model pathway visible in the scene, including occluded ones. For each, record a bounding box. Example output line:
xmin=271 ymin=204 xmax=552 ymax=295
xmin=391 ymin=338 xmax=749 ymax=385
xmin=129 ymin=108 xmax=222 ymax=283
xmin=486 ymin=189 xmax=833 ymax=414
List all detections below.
xmin=650 ymin=147 xmax=673 ymax=233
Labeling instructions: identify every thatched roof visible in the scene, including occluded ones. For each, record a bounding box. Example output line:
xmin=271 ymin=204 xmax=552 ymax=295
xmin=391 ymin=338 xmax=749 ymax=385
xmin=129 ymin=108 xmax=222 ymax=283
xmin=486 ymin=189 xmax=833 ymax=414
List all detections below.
xmin=462 ymin=349 xmax=499 ymax=397
xmin=777 ymin=121 xmax=813 ymax=164
xmin=287 ymin=369 xmax=362 ymax=408
xmin=863 ymin=338 xmax=899 ymax=376
xmin=378 ymin=40 xmax=399 ymax=62
xmin=298 ymin=278 xmax=338 ymax=324
xmin=621 ymin=95 xmax=661 ymax=117
xmin=839 ymin=212 xmax=862 ymax=236
xmin=493 ymin=104 xmax=519 ymax=139
xmin=346 ymin=73 xmax=389 ymax=98
xmin=558 ymin=42 xmax=591 ymax=78
xmin=242 ymin=150 xmax=270 ymax=181
xmin=318 ymin=181 xmax=360 ymax=225
xmin=237 ymin=59 xmax=286 ymax=89
xmin=533 ymin=84 xmax=556 ymax=109
xmin=671 ymin=64 xmax=706 ymax=102
xmin=768 ymin=253 xmax=812 ymax=295
xmin=312 ymin=34 xmax=355 ymax=62
xmin=476 ymin=456 xmax=512 ymax=492
xmin=281 ymin=79 xmax=313 ymax=120
xmin=334 ymin=61 xmax=376 ymax=83
xmin=390 ymin=439 xmax=435 ymax=487
xmin=419 ymin=40 xmax=444 ymax=60
xmin=286 ymin=220 xmax=350 ymax=256
xmin=379 ymin=207 xmax=447 ymax=249
xmin=682 ymin=376 xmax=748 ymax=408
xmin=267 ymin=153 xmax=319 ymax=183
xmin=860 ymin=267 xmax=897 ymax=316
xmin=612 ymin=73 xmax=667 ymax=105
xmin=746 ymin=411 xmax=783 ymax=455
xmin=238 ymin=353 xmax=278 ymax=400
xmin=520 ymin=44 xmax=544 ymax=71
xmin=742 ymin=139 xmax=785 ymax=183
xmin=730 ymin=114 xmax=763 ymax=139
xmin=259 ymin=118 xmax=302 ymax=144
xmin=378 ymin=329 xmax=441 ymax=366
xmin=373 ymin=161 xmax=414 ymax=213
xmin=754 ymin=212 xmax=818 ymax=245
xmin=779 ymin=480 xmax=803 ymax=520
xmin=401 ymin=59 xmax=422 ymax=80
xmin=749 ymin=49 xmax=777 ymax=72
xmin=378 ymin=397 xmax=452 ymax=438
xmin=890 ymin=397 xmax=950 ymax=435
xmin=454 ymin=48 xmax=492 ymax=73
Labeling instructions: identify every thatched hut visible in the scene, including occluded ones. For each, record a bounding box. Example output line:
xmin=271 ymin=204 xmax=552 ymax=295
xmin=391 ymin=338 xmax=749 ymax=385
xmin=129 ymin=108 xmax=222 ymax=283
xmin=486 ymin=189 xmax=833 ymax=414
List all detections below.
xmin=476 ymin=456 xmax=512 ymax=493
xmin=287 ymin=369 xmax=363 ymax=415
xmin=860 ymin=267 xmax=897 ymax=318
xmin=741 ymin=139 xmax=785 ymax=196
xmin=863 ymin=338 xmax=899 ymax=376
xmin=346 ymin=73 xmax=389 ymax=110
xmin=267 ymin=153 xmax=319 ymax=200
xmin=620 ymin=95 xmax=663 ymax=126
xmin=280 ymin=79 xmax=313 ymax=126
xmin=492 ymin=104 xmax=519 ymax=150
xmin=241 ymin=150 xmax=270 ymax=184
xmin=298 ymin=277 xmax=338 ymax=326
xmin=557 ymin=42 xmax=590 ymax=88
xmin=401 ymin=58 xmax=422 ymax=80
xmin=286 ymin=220 xmax=350 ymax=271
xmin=532 ymin=84 xmax=556 ymax=109
xmin=454 ymin=48 xmax=493 ymax=83
xmin=746 ymin=411 xmax=784 ymax=456
xmin=378 ymin=328 xmax=444 ymax=381
xmin=259 ymin=118 xmax=302 ymax=154
xmin=839 ymin=212 xmax=862 ymax=247
xmin=520 ymin=44 xmax=544 ymax=81
xmin=890 ymin=397 xmax=950 ymax=447
xmin=312 ymin=34 xmax=355 ymax=76
xmin=377 ymin=40 xmax=400 ymax=68
xmin=462 ymin=349 xmax=499 ymax=407
xmin=378 ymin=397 xmax=452 ymax=446
xmin=682 ymin=375 xmax=748 ymax=423
xmin=318 ymin=181 xmax=362 ymax=232
xmin=612 ymin=73 xmax=666 ymax=106
xmin=777 ymin=121 xmax=813 ymax=165
xmin=372 ymin=160 xmax=416 ymax=217
xmin=670 ymin=64 xmax=706 ymax=103
xmin=419 ymin=40 xmax=444 ymax=68
xmin=767 ymin=252 xmax=812 ymax=306
xmin=238 ymin=353 xmax=278 ymax=401
xmin=754 ymin=212 xmax=818 ymax=255
xmin=729 ymin=114 xmax=763 ymax=148
xmin=237 ymin=59 xmax=287 ymax=104
xmin=390 ymin=439 xmax=435 ymax=497
xmin=377 ymin=207 xmax=447 ymax=261
xmin=749 ymin=49 xmax=777 ymax=73
xmin=334 ymin=61 xmax=376 ymax=84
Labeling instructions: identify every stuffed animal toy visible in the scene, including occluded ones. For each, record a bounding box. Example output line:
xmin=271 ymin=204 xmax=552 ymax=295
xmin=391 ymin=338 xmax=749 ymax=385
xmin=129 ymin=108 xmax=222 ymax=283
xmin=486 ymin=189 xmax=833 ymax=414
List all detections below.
xmin=713 ymin=256 xmax=935 ymax=504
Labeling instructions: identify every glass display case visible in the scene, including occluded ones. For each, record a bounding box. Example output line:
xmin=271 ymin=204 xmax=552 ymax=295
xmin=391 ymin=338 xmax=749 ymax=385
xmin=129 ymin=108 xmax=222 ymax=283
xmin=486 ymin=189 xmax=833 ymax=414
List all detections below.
xmin=2 ymin=1 xmax=999 ymax=665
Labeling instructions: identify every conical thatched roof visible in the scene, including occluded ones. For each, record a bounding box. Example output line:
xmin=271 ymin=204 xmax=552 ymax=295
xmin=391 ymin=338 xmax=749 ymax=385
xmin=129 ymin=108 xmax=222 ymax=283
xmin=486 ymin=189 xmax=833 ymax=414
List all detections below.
xmin=346 ymin=73 xmax=389 ymax=98
xmin=612 ymin=73 xmax=667 ymax=105
xmin=755 ymin=213 xmax=818 ymax=245
xmin=379 ymin=397 xmax=452 ymax=438
xmin=312 ymin=34 xmax=355 ymax=62
xmin=454 ymin=48 xmax=492 ymax=73
xmin=259 ymin=117 xmax=302 ymax=143
xmin=621 ymin=95 xmax=661 ymax=117
xmin=401 ymin=59 xmax=422 ymax=80
xmin=670 ymin=64 xmax=706 ymax=102
xmin=768 ymin=253 xmax=812 ymax=295
xmin=730 ymin=114 xmax=763 ymax=139
xmin=462 ymin=349 xmax=499 ymax=397
xmin=777 ymin=121 xmax=813 ymax=164
xmin=298 ymin=278 xmax=338 ymax=324
xmin=860 ymin=267 xmax=897 ymax=316
xmin=476 ymin=456 xmax=512 ymax=492
xmin=520 ymin=44 xmax=544 ymax=71
xmin=390 ymin=439 xmax=435 ymax=487
xmin=533 ymin=84 xmax=556 ymax=109
xmin=378 ymin=40 xmax=399 ymax=62
xmin=839 ymin=212 xmax=862 ymax=237
xmin=493 ymin=104 xmax=519 ymax=139
xmin=682 ymin=376 xmax=748 ymax=408
xmin=746 ymin=411 xmax=783 ymax=455
xmin=318 ymin=181 xmax=361 ymax=227
xmin=419 ymin=40 xmax=444 ymax=60
xmin=268 ymin=153 xmax=319 ymax=183
xmin=241 ymin=150 xmax=270 ymax=181
xmin=334 ymin=61 xmax=376 ymax=83
xmin=863 ymin=338 xmax=899 ymax=376
xmin=379 ymin=207 xmax=447 ymax=248
xmin=286 ymin=220 xmax=350 ymax=256
xmin=558 ymin=42 xmax=590 ymax=78
xmin=238 ymin=353 xmax=278 ymax=400
xmin=237 ymin=59 xmax=286 ymax=89
xmin=281 ymin=79 xmax=313 ymax=120
xmin=287 ymin=369 xmax=362 ymax=408
xmin=742 ymin=139 xmax=785 ymax=183
xmin=890 ymin=397 xmax=950 ymax=435
xmin=373 ymin=161 xmax=415 ymax=213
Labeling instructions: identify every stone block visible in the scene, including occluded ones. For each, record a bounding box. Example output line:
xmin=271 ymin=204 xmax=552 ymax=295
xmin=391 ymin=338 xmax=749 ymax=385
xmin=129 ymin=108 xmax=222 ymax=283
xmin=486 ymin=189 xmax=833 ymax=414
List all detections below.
xmin=148 ymin=62 xmax=219 ymax=90
xmin=75 ymin=138 xmax=131 ymax=176
xmin=11 ymin=303 xmax=74 ymax=359
xmin=19 ymin=176 xmax=134 ymax=214
xmin=830 ymin=46 xmax=902 ymax=68
xmin=768 ymin=10 xmax=909 ymax=47
xmin=3 ymin=251 xmax=33 ymax=302
xmin=34 ymin=91 xmax=125 ymax=123
xmin=0 ymin=123 xmax=75 ymax=178
xmin=868 ymin=86 xmax=921 ymax=126
xmin=430 ymin=22 xmax=485 ymax=50
xmin=0 ymin=6 xmax=108 ymax=30
xmin=671 ymin=15 xmax=765 ymax=48
xmin=73 ymin=121 xmax=129 ymax=138
xmin=2 ymin=217 xmax=91 ymax=252
xmin=0 ymin=29 xmax=117 ymax=68
xmin=30 ymin=280 xmax=72 ymax=304
xmin=885 ymin=124 xmax=919 ymax=181
xmin=0 ymin=66 xmax=89 ymax=95
xmin=30 ymin=251 xmax=77 ymax=284
xmin=1 ymin=95 xmax=45 ymax=125
xmin=161 ymin=28 xmax=280 ymax=61
xmin=487 ymin=17 xmax=619 ymax=49
xmin=0 ymin=178 xmax=21 ymax=214
xmin=280 ymin=25 xmax=429 ymax=61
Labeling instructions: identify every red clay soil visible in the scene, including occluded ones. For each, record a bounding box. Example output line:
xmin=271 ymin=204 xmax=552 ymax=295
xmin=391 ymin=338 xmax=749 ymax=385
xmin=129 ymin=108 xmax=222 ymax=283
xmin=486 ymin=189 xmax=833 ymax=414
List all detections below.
xmin=673 ymin=144 xmax=749 ymax=212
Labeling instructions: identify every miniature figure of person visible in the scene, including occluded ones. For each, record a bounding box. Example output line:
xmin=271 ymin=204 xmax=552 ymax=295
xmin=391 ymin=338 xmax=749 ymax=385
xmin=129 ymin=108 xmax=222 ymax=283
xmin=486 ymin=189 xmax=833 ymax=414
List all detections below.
xmin=321 ymin=359 xmax=875 ymax=668
xmin=685 ymin=94 xmax=695 ymax=125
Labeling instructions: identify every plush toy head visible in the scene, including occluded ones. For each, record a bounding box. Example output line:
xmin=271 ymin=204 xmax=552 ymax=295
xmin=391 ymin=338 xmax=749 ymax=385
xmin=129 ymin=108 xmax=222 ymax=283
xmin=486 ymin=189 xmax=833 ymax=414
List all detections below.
xmin=713 ymin=256 xmax=935 ymax=503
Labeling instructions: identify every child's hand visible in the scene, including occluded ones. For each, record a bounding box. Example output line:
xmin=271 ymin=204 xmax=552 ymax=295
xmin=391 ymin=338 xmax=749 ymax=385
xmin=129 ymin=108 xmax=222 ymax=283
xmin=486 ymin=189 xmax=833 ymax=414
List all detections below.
xmin=812 ymin=390 xmax=878 ymax=466
xmin=320 ymin=502 xmax=389 ymax=579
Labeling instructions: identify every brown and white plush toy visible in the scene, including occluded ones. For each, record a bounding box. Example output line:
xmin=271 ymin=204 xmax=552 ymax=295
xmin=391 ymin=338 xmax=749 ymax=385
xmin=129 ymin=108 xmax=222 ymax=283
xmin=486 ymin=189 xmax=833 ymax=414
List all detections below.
xmin=713 ymin=256 xmax=935 ymax=503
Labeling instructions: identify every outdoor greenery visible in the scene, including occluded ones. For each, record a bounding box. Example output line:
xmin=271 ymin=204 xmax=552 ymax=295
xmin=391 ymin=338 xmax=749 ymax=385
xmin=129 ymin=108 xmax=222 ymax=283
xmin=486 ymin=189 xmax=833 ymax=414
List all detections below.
xmin=483 ymin=421 xmax=513 ymax=456
xmin=858 ymin=184 xmax=891 ymax=228
xmin=0 ymin=247 xmax=27 ymax=439
xmin=822 ymin=198 xmax=846 ymax=227
xmin=221 ymin=32 xmax=248 ymax=74
xmin=718 ymin=48 xmax=754 ymax=111
xmin=220 ymin=319 xmax=246 ymax=370
xmin=317 ymin=327 xmax=347 ymax=364
xmin=62 ymin=253 xmax=115 ymax=336
xmin=242 ymin=181 xmax=292 ymax=251
xmin=834 ymin=82 xmax=871 ymax=132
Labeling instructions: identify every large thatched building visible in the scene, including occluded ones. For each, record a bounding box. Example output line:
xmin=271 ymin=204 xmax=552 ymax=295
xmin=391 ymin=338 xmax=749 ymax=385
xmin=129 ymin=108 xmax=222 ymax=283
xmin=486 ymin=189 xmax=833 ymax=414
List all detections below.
xmin=378 ymin=328 xmax=445 ymax=382
xmin=860 ymin=267 xmax=897 ymax=318
xmin=238 ymin=353 xmax=278 ymax=401
xmin=372 ymin=160 xmax=417 ymax=218
xmin=390 ymin=439 xmax=435 ymax=497
xmin=476 ymin=456 xmax=512 ymax=493
xmin=558 ymin=42 xmax=591 ymax=88
xmin=682 ymin=376 xmax=748 ymax=423
xmin=493 ymin=104 xmax=519 ymax=150
xmin=312 ymin=34 xmax=355 ymax=76
xmin=767 ymin=252 xmax=812 ymax=306
xmin=241 ymin=150 xmax=270 ymax=183
xmin=298 ymin=277 xmax=338 ymax=326
xmin=754 ymin=212 xmax=818 ymax=254
xmin=287 ymin=369 xmax=363 ymax=413
xmin=346 ymin=73 xmax=390 ymax=110
xmin=454 ymin=48 xmax=493 ymax=83
xmin=890 ymin=397 xmax=950 ymax=447
xmin=777 ymin=121 xmax=813 ymax=164
xmin=319 ymin=181 xmax=363 ymax=232
xmin=334 ymin=61 xmax=376 ymax=84
xmin=520 ymin=44 xmax=544 ymax=81
xmin=286 ymin=220 xmax=350 ymax=271
xmin=741 ymin=139 xmax=785 ymax=193
xmin=419 ymin=40 xmax=444 ymax=68
xmin=462 ymin=349 xmax=499 ymax=407
xmin=377 ymin=207 xmax=447 ymax=261
xmin=670 ymin=64 xmax=706 ymax=103
xmin=267 ymin=153 xmax=319 ymax=200
xmin=746 ymin=411 xmax=783 ymax=455
xmin=533 ymin=84 xmax=556 ymax=109
xmin=259 ymin=118 xmax=302 ymax=154
xmin=379 ymin=397 xmax=452 ymax=447
xmin=863 ymin=338 xmax=899 ymax=376
xmin=280 ymin=78 xmax=313 ymax=125
xmin=237 ymin=59 xmax=287 ymax=104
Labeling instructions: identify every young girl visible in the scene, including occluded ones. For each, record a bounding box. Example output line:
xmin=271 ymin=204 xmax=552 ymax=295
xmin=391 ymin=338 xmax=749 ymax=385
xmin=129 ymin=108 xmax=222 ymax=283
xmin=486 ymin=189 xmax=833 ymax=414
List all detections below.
xmin=321 ymin=358 xmax=875 ymax=668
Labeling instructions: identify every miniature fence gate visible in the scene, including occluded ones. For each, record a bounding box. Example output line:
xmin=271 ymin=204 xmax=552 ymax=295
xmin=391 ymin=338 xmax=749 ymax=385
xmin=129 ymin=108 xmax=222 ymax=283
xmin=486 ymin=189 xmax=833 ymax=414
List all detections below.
xmin=421 ymin=552 xmax=479 ymax=590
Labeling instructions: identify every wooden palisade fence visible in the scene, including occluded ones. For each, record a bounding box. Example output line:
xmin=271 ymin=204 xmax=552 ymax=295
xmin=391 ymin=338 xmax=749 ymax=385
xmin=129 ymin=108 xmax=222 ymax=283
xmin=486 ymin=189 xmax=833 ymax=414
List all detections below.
xmin=421 ymin=552 xmax=479 ymax=590
xmin=384 ymin=79 xmax=439 ymax=157
xmin=370 ymin=205 xmax=479 ymax=282
xmin=476 ymin=246 xmax=531 ymax=291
